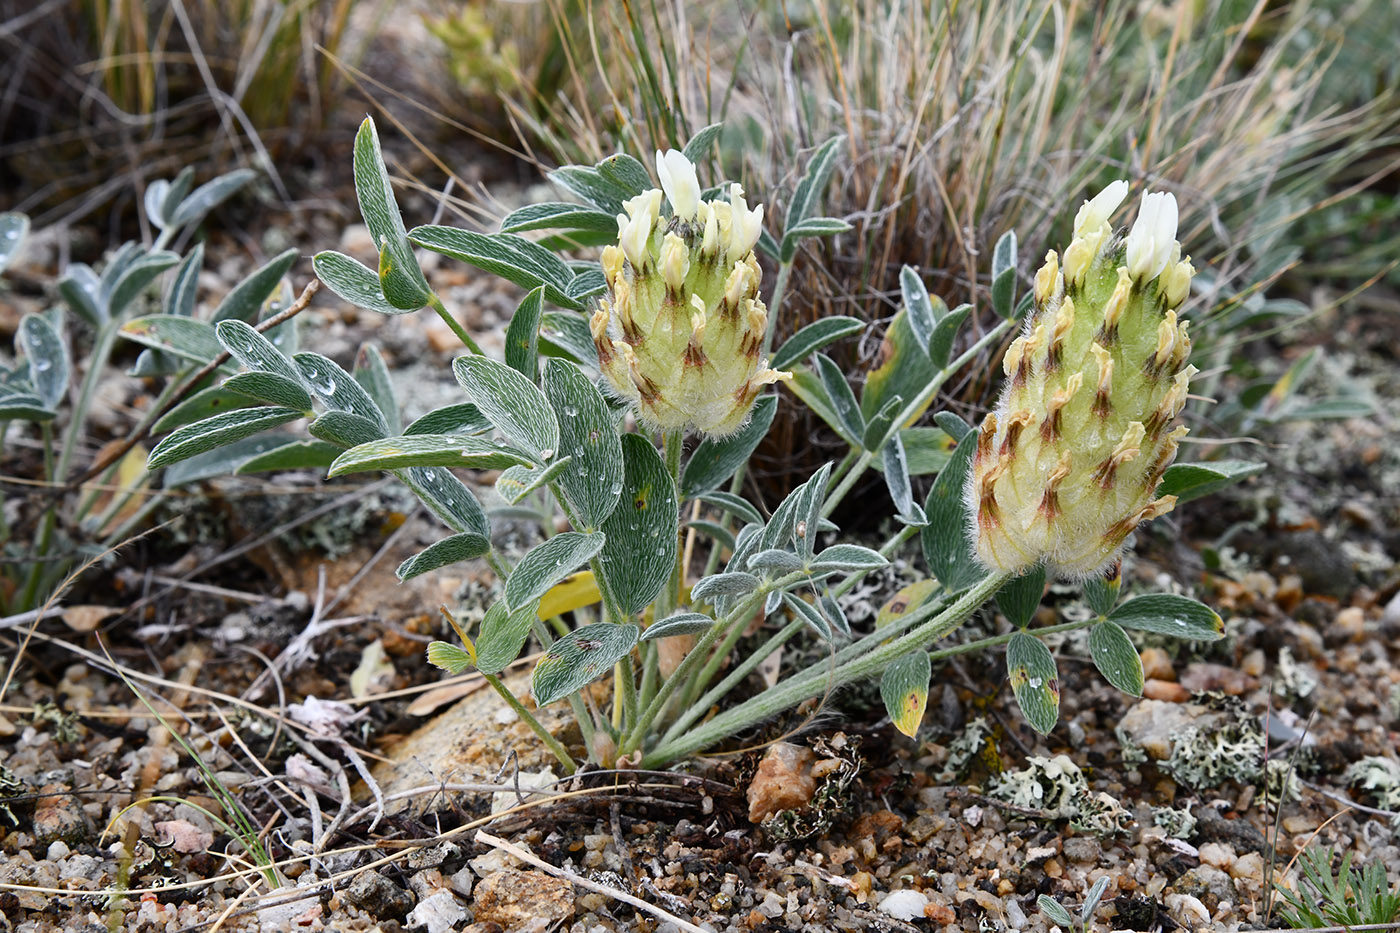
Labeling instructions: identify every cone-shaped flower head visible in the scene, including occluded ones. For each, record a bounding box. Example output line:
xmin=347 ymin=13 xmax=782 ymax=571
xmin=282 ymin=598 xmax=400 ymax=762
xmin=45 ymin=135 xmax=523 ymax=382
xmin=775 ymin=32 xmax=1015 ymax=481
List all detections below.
xmin=593 ymin=151 xmax=788 ymax=436
xmin=968 ymin=182 xmax=1197 ymax=578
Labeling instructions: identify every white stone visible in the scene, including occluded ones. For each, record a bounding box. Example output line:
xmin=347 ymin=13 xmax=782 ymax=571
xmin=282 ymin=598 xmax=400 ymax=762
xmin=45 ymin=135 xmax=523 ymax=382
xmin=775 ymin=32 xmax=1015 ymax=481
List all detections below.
xmin=878 ymin=889 xmax=929 ymax=922
xmin=405 ymin=891 xmax=466 ymax=933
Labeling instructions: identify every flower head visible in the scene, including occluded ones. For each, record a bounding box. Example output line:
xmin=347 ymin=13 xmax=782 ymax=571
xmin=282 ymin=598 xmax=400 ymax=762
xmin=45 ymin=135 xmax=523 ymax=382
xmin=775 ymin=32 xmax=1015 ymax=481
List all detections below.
xmin=968 ymin=184 xmax=1195 ymax=578
xmin=592 ymin=160 xmax=787 ymax=436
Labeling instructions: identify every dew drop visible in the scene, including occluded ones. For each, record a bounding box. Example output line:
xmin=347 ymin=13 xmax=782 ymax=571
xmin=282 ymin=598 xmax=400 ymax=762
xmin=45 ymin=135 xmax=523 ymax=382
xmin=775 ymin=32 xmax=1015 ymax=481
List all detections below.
xmin=1028 ymin=676 xmax=1042 ymax=689
xmin=3 ymin=229 xmax=16 ymax=240
xmin=33 ymin=359 xmax=52 ymax=372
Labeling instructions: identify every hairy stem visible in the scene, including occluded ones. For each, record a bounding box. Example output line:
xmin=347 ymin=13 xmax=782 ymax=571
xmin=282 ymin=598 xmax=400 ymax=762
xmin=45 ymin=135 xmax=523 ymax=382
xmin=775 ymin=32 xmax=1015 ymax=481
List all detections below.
xmin=642 ymin=571 xmax=1008 ymax=766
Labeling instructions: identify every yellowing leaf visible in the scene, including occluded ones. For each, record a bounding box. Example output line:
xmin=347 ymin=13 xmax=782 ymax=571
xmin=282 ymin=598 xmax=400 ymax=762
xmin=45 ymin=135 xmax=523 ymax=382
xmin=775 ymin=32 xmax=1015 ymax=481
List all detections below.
xmin=537 ymin=570 xmax=602 ymax=619
xmin=875 ymin=579 xmax=940 ymax=630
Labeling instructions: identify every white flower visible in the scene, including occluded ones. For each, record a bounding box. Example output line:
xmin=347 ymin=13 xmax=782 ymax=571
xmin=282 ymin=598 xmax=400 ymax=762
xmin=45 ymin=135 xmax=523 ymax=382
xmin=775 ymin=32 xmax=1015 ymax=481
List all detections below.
xmin=1072 ymin=179 xmax=1129 ymax=238
xmin=726 ymin=183 xmax=764 ymax=259
xmin=656 ymin=149 xmax=701 ymax=222
xmin=1125 ymin=190 xmax=1179 ymax=282
xmin=616 ymin=189 xmax=661 ymax=269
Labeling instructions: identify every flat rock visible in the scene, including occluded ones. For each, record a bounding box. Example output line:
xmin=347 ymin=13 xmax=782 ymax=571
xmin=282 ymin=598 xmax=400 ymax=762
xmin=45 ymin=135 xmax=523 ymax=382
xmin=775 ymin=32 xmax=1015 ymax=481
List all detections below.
xmin=370 ymin=671 xmax=575 ymax=815
xmin=1117 ymin=700 xmax=1225 ymax=760
xmin=406 ymin=890 xmax=467 ymax=933
xmin=472 ymin=869 xmax=574 ymax=930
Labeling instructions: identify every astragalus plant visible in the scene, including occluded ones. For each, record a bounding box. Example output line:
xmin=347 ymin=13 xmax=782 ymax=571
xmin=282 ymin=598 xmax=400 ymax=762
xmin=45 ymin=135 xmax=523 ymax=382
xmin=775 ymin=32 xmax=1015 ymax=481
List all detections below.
xmin=139 ymin=119 xmax=1248 ymax=771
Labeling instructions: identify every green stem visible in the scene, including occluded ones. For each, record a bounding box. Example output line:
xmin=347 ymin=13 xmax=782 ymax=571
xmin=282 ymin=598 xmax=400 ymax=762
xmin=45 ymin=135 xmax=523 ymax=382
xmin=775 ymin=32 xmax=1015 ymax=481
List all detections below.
xmin=821 ymin=451 xmax=873 ymax=518
xmin=660 ymin=618 xmax=804 ymax=746
xmin=617 ymin=654 xmax=638 ymax=734
xmin=643 ymin=571 xmax=1008 ymax=766
xmin=428 ymin=292 xmax=484 ymax=356
xmin=481 ymin=671 xmax=576 ymax=774
xmin=621 ymin=573 xmax=802 ymax=756
xmin=17 ymin=424 xmax=58 ymax=610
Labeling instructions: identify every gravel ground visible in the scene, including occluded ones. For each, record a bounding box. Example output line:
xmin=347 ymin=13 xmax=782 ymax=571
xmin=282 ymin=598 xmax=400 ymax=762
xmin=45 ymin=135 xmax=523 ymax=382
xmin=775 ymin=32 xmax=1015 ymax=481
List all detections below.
xmin=1 ymin=225 xmax=1398 ymax=933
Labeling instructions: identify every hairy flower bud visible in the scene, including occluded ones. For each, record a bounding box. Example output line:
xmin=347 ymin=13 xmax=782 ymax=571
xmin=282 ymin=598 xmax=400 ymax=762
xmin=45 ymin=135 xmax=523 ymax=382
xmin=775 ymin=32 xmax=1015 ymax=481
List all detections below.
xmin=593 ymin=153 xmax=789 ymax=436
xmin=968 ymin=183 xmax=1196 ymax=577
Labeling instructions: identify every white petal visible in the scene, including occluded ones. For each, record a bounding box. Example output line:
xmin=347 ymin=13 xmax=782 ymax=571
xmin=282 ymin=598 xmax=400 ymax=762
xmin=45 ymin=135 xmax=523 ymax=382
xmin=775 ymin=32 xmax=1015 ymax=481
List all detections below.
xmin=656 ymin=149 xmax=700 ymax=221
xmin=1073 ymin=179 xmax=1129 ymax=237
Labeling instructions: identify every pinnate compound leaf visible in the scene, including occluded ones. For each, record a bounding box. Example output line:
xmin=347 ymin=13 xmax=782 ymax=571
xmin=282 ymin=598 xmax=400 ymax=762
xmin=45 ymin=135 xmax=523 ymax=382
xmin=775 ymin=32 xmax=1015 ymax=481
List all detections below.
xmin=990 ymin=230 xmax=1018 ymax=320
xmin=353 ymin=344 xmax=399 ymax=434
xmin=689 ymin=572 xmax=760 ymax=603
xmin=532 ymin=623 xmax=639 ymax=706
xmin=505 ymin=532 xmax=606 ymax=610
xmin=1089 ymin=621 xmax=1144 ymax=697
xmin=154 ymin=386 xmax=259 ymax=433
xmin=495 ymin=456 xmax=574 ymax=503
xmin=596 ymin=433 xmax=678 ymax=616
xmin=680 ymin=395 xmax=776 ymax=496
xmin=786 ymin=134 xmax=844 ymax=229
xmin=782 ymin=593 xmax=832 ymax=641
xmin=212 ymin=248 xmax=298 ymax=324
xmin=995 ymin=565 xmax=1046 ymax=629
xmin=221 ymin=372 xmax=314 ymax=411
xmin=921 ymin=426 xmax=985 ymax=592
xmin=542 ymin=359 xmax=623 ymax=530
xmin=880 ymin=651 xmax=931 ymax=738
xmin=17 ymin=314 xmax=69 ymax=410
xmin=409 ymin=226 xmax=579 ymax=309
xmin=928 ymin=303 xmax=970 ymax=370
xmin=505 ymin=286 xmax=545 ymax=383
xmin=0 ymin=212 xmax=30 ymax=274
xmin=1006 ymin=632 xmax=1059 ymax=735
xmin=810 ymin=544 xmax=887 ymax=574
xmin=122 ymin=315 xmax=222 ymax=364
xmin=169 ymin=168 xmax=257 ymax=228
xmin=215 ymin=319 xmax=300 ymax=383
xmin=641 ymin=613 xmax=717 ymax=642
xmin=313 ymin=250 xmax=406 ymax=315
xmin=900 ymin=265 xmax=939 ymax=354
xmin=148 ymin=407 xmax=304 ymax=469
xmin=427 ymin=641 xmax=475 ymax=675
xmin=681 ymin=123 xmax=723 ymax=163
xmin=295 ymin=351 xmax=387 ymax=431
xmin=308 ymin=411 xmax=383 ymax=448
xmin=695 ymin=491 xmax=763 ymax=527
xmin=475 ymin=599 xmax=543 ymax=674
xmin=771 ymin=316 xmax=864 ymax=371
xmin=396 ymin=532 xmax=492 ymax=581
xmin=405 ymin=402 xmax=492 ymax=436
xmin=1107 ymin=594 xmax=1224 ymax=641
xmin=500 ymin=202 xmax=618 ymax=234
xmin=1038 ymin=896 xmax=1076 ymax=928
xmin=399 ymin=466 xmax=489 ymax=537
xmin=328 ymin=434 xmax=533 ymax=477
xmin=1158 ymin=460 xmax=1265 ymax=504
xmin=234 ymin=439 xmax=340 ymax=474
xmin=353 ymin=117 xmax=431 ymax=310
xmin=453 ymin=354 xmax=559 ymax=463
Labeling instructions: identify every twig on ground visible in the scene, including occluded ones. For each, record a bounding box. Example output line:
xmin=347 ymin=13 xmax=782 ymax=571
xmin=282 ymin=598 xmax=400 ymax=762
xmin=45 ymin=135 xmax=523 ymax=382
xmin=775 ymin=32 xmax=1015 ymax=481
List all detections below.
xmin=476 ymin=829 xmax=711 ymax=933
